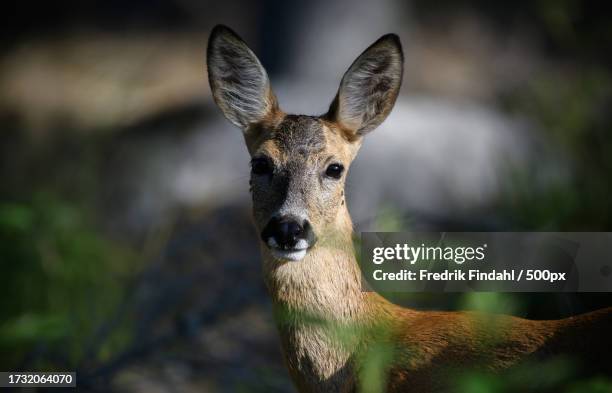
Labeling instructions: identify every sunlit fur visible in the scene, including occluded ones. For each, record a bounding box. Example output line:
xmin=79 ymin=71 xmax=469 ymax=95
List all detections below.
xmin=207 ymin=25 xmax=612 ymax=393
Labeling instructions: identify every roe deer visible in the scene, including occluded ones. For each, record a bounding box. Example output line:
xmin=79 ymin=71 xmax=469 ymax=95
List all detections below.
xmin=206 ymin=25 xmax=612 ymax=392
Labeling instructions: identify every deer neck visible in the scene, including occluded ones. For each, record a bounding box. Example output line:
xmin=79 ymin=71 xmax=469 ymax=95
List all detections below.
xmin=261 ymin=205 xmax=379 ymax=386
xmin=262 ymin=204 xmax=369 ymax=322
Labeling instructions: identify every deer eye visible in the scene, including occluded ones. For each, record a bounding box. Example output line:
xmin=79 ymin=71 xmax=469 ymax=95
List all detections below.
xmin=251 ymin=157 xmax=273 ymax=175
xmin=325 ymin=163 xmax=344 ymax=179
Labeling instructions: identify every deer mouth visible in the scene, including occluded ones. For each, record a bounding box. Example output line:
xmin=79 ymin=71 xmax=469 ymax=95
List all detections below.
xmin=266 ymin=238 xmax=310 ymax=261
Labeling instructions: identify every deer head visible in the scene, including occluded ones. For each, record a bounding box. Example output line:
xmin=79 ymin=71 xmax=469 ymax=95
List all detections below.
xmin=207 ymin=25 xmax=403 ymax=262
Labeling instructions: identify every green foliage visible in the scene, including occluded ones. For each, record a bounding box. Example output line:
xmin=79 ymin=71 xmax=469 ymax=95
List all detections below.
xmin=456 ymin=357 xmax=612 ymax=393
xmin=0 ymin=194 xmax=138 ymax=369
xmin=501 ymin=68 xmax=612 ymax=230
xmin=374 ymin=205 xmax=409 ymax=232
xmin=458 ymin=372 xmax=503 ymax=393
xmin=358 ymin=341 xmax=395 ymax=393
xmin=567 ymin=378 xmax=612 ymax=393
xmin=460 ymin=292 xmax=522 ymax=315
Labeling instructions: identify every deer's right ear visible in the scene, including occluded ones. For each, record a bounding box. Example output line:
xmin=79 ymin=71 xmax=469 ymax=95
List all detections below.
xmin=207 ymin=25 xmax=279 ymax=130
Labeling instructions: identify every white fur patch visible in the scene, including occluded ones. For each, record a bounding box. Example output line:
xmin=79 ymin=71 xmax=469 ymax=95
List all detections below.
xmin=267 ymin=238 xmax=310 ymax=261
xmin=270 ymin=248 xmax=308 ymax=262
xmin=294 ymin=239 xmax=309 ymax=250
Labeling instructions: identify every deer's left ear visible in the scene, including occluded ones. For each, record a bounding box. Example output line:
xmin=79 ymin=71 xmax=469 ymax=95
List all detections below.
xmin=325 ymin=34 xmax=403 ymax=137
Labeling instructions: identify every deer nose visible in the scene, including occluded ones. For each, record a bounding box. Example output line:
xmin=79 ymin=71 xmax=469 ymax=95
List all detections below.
xmin=261 ymin=216 xmax=314 ymax=250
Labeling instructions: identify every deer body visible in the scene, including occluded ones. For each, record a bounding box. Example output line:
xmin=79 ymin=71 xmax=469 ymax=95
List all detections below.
xmin=206 ymin=25 xmax=612 ymax=392
xmin=265 ymin=206 xmax=612 ymax=392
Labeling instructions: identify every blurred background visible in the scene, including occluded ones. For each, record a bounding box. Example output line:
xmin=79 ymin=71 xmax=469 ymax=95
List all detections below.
xmin=2 ymin=0 xmax=612 ymax=391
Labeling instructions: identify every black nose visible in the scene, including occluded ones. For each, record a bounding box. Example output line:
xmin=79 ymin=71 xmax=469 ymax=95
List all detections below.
xmin=261 ymin=216 xmax=315 ymax=250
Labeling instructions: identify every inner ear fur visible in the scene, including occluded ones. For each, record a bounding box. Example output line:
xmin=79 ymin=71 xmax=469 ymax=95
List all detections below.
xmin=325 ymin=34 xmax=404 ymax=137
xmin=207 ymin=25 xmax=279 ymax=130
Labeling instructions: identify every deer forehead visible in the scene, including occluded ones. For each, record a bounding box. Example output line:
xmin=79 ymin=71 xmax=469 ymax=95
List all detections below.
xmin=247 ymin=114 xmax=358 ymax=164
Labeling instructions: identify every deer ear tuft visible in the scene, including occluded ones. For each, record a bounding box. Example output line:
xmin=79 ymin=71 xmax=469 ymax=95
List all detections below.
xmin=207 ymin=25 xmax=279 ymax=130
xmin=325 ymin=34 xmax=403 ymax=137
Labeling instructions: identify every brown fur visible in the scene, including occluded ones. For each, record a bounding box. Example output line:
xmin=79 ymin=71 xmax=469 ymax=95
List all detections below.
xmin=262 ymin=199 xmax=612 ymax=392
xmin=206 ymin=25 xmax=612 ymax=392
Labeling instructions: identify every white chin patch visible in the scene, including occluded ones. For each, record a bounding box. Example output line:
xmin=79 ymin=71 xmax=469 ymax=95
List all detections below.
xmin=270 ymin=248 xmax=308 ymax=261
xmin=266 ymin=238 xmax=309 ymax=261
